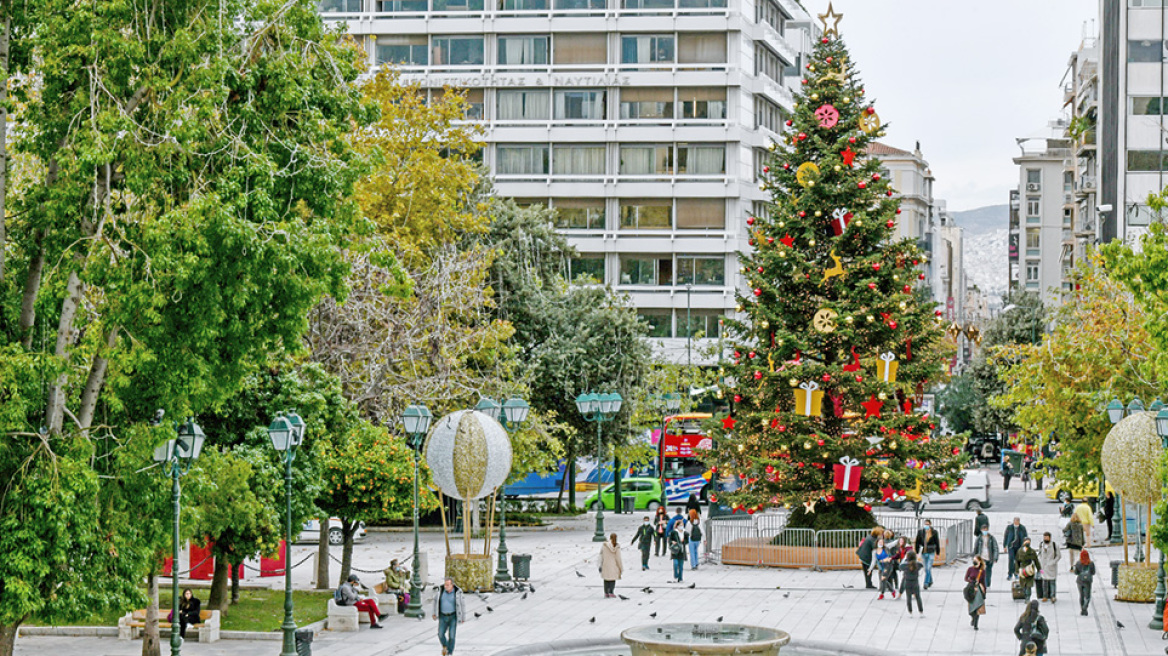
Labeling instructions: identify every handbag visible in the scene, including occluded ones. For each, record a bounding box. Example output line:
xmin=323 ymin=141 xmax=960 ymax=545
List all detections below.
xmin=669 ymin=541 xmax=683 ymax=557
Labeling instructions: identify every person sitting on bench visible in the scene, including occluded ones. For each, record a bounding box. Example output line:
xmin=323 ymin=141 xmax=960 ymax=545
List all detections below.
xmin=337 ymin=574 xmax=387 ymax=628
xmin=178 ymin=589 xmax=202 ymax=639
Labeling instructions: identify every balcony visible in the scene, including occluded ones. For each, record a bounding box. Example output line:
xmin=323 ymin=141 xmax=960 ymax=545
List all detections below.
xmin=322 ymin=0 xmax=735 ymax=21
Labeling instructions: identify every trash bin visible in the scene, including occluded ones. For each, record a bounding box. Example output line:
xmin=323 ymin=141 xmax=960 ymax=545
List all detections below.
xmin=1110 ymin=560 xmax=1122 ymax=587
xmin=622 ymin=497 xmax=636 ymax=514
xmin=511 ymin=553 xmax=532 ymax=581
xmin=295 ymin=629 xmax=314 ymax=656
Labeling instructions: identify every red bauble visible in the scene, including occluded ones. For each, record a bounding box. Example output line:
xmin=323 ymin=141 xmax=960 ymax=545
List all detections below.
xmin=872 ymin=173 xmax=881 ymax=181
xmin=940 ymin=482 xmax=949 ymax=491
xmin=825 ymin=495 xmax=835 ymax=502
xmin=798 ymin=132 xmax=807 ymax=140
xmin=747 ymin=508 xmax=756 ymax=515
xmin=757 ymin=266 xmax=764 ymax=273
xmin=903 ymin=285 xmax=911 ymax=293
xmin=855 ymin=375 xmax=863 ymax=382
xmin=816 ymin=439 xmax=825 ymax=446
xmin=914 ymin=260 xmax=920 ymax=265
xmin=897 ymin=489 xmax=906 ymax=497
xmin=748 ymin=351 xmax=756 ymax=359
xmin=934 ymin=310 xmax=943 ymax=317
xmin=889 ymin=321 xmax=898 ymax=329
xmin=753 ymin=371 xmax=763 ymax=380
xmin=753 ymin=288 xmax=762 ymax=296
xmin=887 ymin=190 xmax=894 ymax=197
xmin=734 ymin=351 xmax=741 ymax=358
xmin=864 ymin=504 xmax=872 ymax=511
xmin=895 ymin=208 xmax=902 ymax=215
xmin=801 ymin=79 xmax=808 ymax=85
xmin=798 ymin=211 xmax=807 ymax=217
xmin=886 ymin=220 xmax=895 ymax=228
xmin=849 ymin=137 xmax=857 ymax=144
xmin=952 ymin=448 xmax=960 ymax=455
xmin=746 ymin=217 xmax=755 ymax=226
xmin=777 ymin=425 xmax=786 ymax=432
xmin=786 ymin=120 xmax=794 ymax=127
xmin=867 ymin=282 xmax=877 ymax=290
xmin=766 ymin=236 xmax=775 ymax=244
xmin=762 ymin=166 xmax=769 ymax=173
xmin=710 ymin=466 xmax=718 ymax=473
xmin=826 ymin=57 xmax=833 ymax=63
xmin=709 ymin=494 xmax=717 ymax=502
xmin=957 ymin=478 xmax=964 ymax=486
xmin=783 ymin=163 xmax=791 ymax=170
xmin=734 ymin=394 xmax=742 ymax=403
xmin=858 ymin=182 xmax=867 ymax=189
xmin=872 ymin=263 xmax=881 ymax=271
xmin=765 ymin=465 xmax=774 ymax=474
xmin=866 ymin=107 xmax=875 ymax=115
xmin=822 ymin=373 xmax=831 ymax=382
xmin=748 ymin=239 xmax=754 ymax=246
xmin=822 ymin=37 xmax=829 ymax=43
xmin=919 ymin=273 xmax=926 ymax=280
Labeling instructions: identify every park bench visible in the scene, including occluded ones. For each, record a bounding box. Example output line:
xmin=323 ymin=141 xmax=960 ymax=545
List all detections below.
xmin=117 ymin=608 xmax=220 ymax=643
xmin=327 ymin=583 xmax=404 ymax=631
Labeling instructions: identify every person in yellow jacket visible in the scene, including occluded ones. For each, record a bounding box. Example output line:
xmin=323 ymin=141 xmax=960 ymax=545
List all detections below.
xmin=1073 ymin=501 xmax=1095 ymax=546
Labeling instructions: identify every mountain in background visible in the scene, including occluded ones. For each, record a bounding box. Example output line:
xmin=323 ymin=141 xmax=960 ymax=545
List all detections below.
xmin=951 ymin=204 xmax=1008 ymax=297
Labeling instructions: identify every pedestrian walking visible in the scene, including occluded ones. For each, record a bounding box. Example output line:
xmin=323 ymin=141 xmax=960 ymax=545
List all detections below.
xmin=1073 ymin=500 xmax=1095 ymax=545
xmin=1065 ymin=515 xmax=1085 ymax=572
xmin=914 ymin=520 xmax=940 ymax=589
xmin=1002 ymin=459 xmax=1015 ymax=490
xmin=1016 ymin=538 xmax=1039 ymax=602
xmin=687 ymin=518 xmax=702 ymax=570
xmin=1036 ymin=532 xmax=1060 ymax=602
xmin=974 ymin=508 xmax=989 ymax=535
xmin=653 ymin=506 xmax=669 ymax=557
xmin=1004 ymin=517 xmax=1028 ymax=580
xmin=668 ymin=521 xmax=687 ymax=583
xmin=1021 ymin=459 xmax=1031 ymax=491
xmin=973 ymin=524 xmax=999 ymax=588
xmin=1103 ymin=492 xmax=1116 ymax=542
xmin=686 ymin=493 xmax=701 ymax=522
xmin=432 ymin=577 xmax=465 ymax=656
xmin=900 ymin=550 xmax=924 ymax=616
xmin=856 ymin=527 xmax=881 ymax=589
xmin=964 ymin=556 xmax=987 ymax=630
xmin=1073 ymin=549 xmax=1096 ymax=616
xmin=875 ymin=538 xmax=897 ymax=600
xmin=599 ymin=533 xmax=623 ymax=598
xmin=666 ymin=507 xmax=686 ymax=536
xmin=888 ymin=534 xmax=908 ymax=591
xmin=632 ymin=516 xmax=654 ymax=571
xmin=1013 ymin=600 xmax=1050 ymax=656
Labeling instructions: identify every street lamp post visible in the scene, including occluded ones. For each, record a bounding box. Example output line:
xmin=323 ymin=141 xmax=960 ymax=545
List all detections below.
xmin=1151 ymin=407 xmax=1168 ymax=630
xmin=268 ymin=411 xmax=306 ymax=656
xmin=655 ymin=393 xmax=683 ymax=490
xmin=477 ymin=397 xmax=530 ymax=581
xmin=153 ymin=418 xmax=206 ymax=656
xmin=401 ymin=405 xmax=434 ymax=619
xmin=576 ymin=392 xmax=623 ymax=542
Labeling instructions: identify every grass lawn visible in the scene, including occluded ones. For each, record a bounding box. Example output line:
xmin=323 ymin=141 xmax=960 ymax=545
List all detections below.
xmin=28 ymin=588 xmax=334 ymax=633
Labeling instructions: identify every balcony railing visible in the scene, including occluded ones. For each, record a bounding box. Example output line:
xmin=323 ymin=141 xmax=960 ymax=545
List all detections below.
xmin=323 ymin=0 xmax=736 ymax=19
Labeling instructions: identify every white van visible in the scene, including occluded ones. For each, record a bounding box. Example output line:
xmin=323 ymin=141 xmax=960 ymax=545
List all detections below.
xmin=889 ymin=470 xmax=992 ymax=511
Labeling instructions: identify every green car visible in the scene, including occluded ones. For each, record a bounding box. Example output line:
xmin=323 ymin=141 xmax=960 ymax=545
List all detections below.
xmin=584 ymin=478 xmax=665 ymax=512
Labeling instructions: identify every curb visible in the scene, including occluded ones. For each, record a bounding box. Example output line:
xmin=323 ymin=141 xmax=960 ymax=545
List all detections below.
xmin=18 ymin=618 xmax=329 ymax=642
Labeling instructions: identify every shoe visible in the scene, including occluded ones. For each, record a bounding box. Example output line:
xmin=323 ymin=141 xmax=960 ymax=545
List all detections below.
xmin=379 ymin=613 xmax=390 ymax=620
xmin=878 ymin=594 xmax=884 ymax=600
xmin=865 ymin=585 xmax=876 ymax=589
xmin=443 ymin=649 xmax=448 ymax=656
xmin=1081 ymin=610 xmax=1088 ymax=616
xmin=371 ymin=623 xmax=384 ymax=629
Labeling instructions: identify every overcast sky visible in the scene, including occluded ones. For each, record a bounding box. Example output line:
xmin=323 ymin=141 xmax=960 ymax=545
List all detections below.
xmin=802 ymin=0 xmax=1097 ymax=212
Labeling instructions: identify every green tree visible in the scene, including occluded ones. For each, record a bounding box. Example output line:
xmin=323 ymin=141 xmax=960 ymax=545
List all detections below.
xmin=705 ymin=30 xmax=962 ymax=529
xmin=936 ymin=374 xmax=977 ymax=435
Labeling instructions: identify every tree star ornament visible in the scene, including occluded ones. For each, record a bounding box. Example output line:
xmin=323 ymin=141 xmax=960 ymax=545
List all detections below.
xmin=817 ymin=1 xmax=843 ymax=37
xmin=802 ymin=499 xmax=817 ymax=514
xmin=861 ymin=394 xmax=884 ymax=418
xmin=840 ymin=147 xmax=856 ymax=167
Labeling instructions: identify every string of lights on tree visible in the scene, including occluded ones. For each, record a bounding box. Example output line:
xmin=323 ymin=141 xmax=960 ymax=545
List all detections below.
xmin=708 ymin=4 xmax=966 ymax=524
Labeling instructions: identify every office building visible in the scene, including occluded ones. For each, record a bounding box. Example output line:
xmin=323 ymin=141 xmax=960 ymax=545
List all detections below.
xmin=1010 ymin=122 xmax=1073 ymax=305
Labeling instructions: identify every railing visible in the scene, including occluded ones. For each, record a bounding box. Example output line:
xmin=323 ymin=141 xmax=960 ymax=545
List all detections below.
xmin=323 ymin=3 xmax=737 ymax=18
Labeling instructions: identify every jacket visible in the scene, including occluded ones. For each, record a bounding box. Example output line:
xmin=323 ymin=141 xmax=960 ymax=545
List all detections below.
xmin=899 ymin=560 xmax=922 ymax=592
xmin=1067 ymin=522 xmax=1085 ymax=549
xmin=1036 ymin=541 xmax=1060 ymax=580
xmin=974 ymin=533 xmax=999 ymax=563
xmin=654 ymin=514 xmax=669 ymax=536
xmin=338 ymin=582 xmax=361 ymax=606
xmin=179 ymin=596 xmax=201 ymax=616
xmin=855 ymin=535 xmax=877 ymax=563
xmin=432 ymin=584 xmax=466 ymax=622
xmin=666 ymin=514 xmax=686 ymax=535
xmin=964 ymin=565 xmax=985 ymax=586
xmin=1013 ymin=614 xmax=1049 ymax=653
xmin=1104 ymin=494 xmax=1116 ymax=519
xmin=1004 ymin=523 xmax=1028 ymax=554
xmin=915 ymin=528 xmax=940 ymax=555
xmin=974 ymin=513 xmax=989 ymax=534
xmin=632 ymin=523 xmax=654 ymax=548
xmin=1015 ymin=547 xmax=1039 ymax=579
xmin=686 ymin=495 xmax=701 ymax=515
xmin=599 ymin=541 xmax=623 ymax=580
xmin=668 ymin=527 xmax=688 ymax=560
xmin=1074 ymin=561 xmax=1096 ymax=584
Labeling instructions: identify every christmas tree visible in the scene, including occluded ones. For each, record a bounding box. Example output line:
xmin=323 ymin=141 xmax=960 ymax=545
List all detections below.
xmin=709 ymin=6 xmax=965 ymax=529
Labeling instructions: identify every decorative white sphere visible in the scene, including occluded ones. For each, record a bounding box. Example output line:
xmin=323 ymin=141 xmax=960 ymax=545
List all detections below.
xmin=425 ymin=410 xmax=513 ymax=501
xmin=1101 ymin=412 xmax=1162 ymax=504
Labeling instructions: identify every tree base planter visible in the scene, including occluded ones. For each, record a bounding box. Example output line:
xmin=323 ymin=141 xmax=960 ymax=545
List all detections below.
xmin=446 ymin=554 xmax=493 ymax=592
xmin=1116 ymin=563 xmax=1157 ymax=603
xmin=622 ymin=624 xmax=790 ymax=656
xmin=721 ymin=537 xmax=949 ymax=569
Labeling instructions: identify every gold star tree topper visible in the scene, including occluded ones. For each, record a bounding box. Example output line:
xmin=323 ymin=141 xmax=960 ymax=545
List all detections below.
xmin=818 ymin=2 xmax=843 ymax=37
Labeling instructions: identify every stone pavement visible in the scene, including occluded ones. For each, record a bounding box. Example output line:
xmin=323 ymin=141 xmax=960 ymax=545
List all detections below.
xmin=13 ymin=487 xmax=1168 ymax=656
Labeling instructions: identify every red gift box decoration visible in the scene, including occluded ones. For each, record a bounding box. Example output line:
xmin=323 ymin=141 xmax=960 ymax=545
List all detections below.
xmin=832 ymin=456 xmax=863 ymax=492
xmin=830 ymin=208 xmax=853 ymax=236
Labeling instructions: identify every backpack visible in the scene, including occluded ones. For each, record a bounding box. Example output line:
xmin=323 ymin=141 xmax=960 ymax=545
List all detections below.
xmin=334 ymin=586 xmax=345 ymax=604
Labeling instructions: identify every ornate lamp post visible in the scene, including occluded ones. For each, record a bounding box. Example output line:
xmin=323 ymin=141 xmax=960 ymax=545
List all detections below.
xmin=477 ymin=397 xmax=530 ymax=581
xmin=268 ymin=411 xmax=305 ymax=656
xmin=576 ymin=392 xmax=623 ymax=542
xmin=401 ymin=404 xmax=433 ymax=619
xmin=1150 ymin=407 xmax=1168 ymax=630
xmin=655 ymin=393 xmax=682 ymax=488
xmin=153 ymin=418 xmax=206 ymax=656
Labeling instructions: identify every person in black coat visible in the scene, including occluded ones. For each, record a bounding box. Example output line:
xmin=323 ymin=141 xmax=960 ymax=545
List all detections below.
xmin=685 ymin=493 xmax=701 ymax=521
xmin=914 ymin=520 xmax=941 ymax=589
xmin=1103 ymin=492 xmax=1116 ymax=542
xmin=899 ymin=551 xmax=924 ymax=616
xmin=1002 ymin=459 xmax=1015 ymax=490
xmin=1013 ymin=600 xmax=1050 ymax=656
xmin=1004 ymin=517 xmax=1028 ymax=580
xmin=631 ymin=516 xmax=655 ymax=571
xmin=855 ymin=527 xmax=881 ymax=589
xmin=178 ymin=589 xmax=202 ymax=639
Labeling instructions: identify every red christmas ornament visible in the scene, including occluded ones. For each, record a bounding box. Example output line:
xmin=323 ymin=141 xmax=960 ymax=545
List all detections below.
xmin=826 ymin=57 xmax=833 ymax=63
xmin=872 ymin=173 xmax=881 ymax=181
xmin=801 ymin=79 xmax=808 ymax=85
xmin=957 ymin=478 xmax=964 ymax=486
xmin=757 ymin=266 xmax=764 ymax=273
xmin=872 ymin=263 xmax=881 ymax=271
xmin=766 ymin=236 xmax=775 ymax=244
xmin=797 ymin=132 xmax=807 ymax=141
xmin=858 ymin=181 xmax=867 ymax=189
xmin=722 ymin=415 xmax=737 ymax=430
xmin=935 ymin=310 xmax=943 ymax=317
xmin=762 ymin=166 xmax=769 ymax=173
xmin=890 ymin=322 xmax=898 ymax=329
xmin=867 ymin=282 xmax=876 ymax=290
xmin=734 ymin=351 xmax=741 ymax=358
xmin=940 ymin=482 xmax=949 ymax=491
xmin=753 ymin=288 xmax=762 ymax=296
xmin=780 ymin=234 xmax=794 ymax=248
xmin=747 ymin=508 xmax=756 ymax=515
xmin=746 ymin=217 xmax=755 ymax=226
xmin=822 ymin=37 xmax=829 ymax=43
xmin=855 ymin=375 xmax=863 ymax=382
xmin=848 ymin=137 xmax=857 ymax=144
xmin=886 ymin=220 xmax=895 ymax=228
xmin=887 ymin=191 xmax=894 ymax=197
xmin=840 ymin=148 xmax=856 ymax=167
xmin=733 ymin=394 xmax=742 ymax=403
xmin=825 ymin=495 xmax=835 ymax=503
xmin=952 ymin=448 xmax=960 ymax=455
xmin=748 ymin=351 xmax=756 ymax=359
xmin=861 ymin=394 xmax=883 ymax=418
xmin=833 ymin=457 xmax=863 ymax=492
xmin=866 ymin=107 xmax=876 ymax=115
xmin=709 ymin=494 xmax=717 ymax=503
xmin=914 ymin=260 xmax=920 ymax=265
xmin=798 ymin=211 xmax=807 ymax=217
xmin=816 ymin=438 xmax=825 ymax=446
xmin=903 ymin=285 xmax=911 ymax=293
xmin=895 ymin=208 xmax=902 ymax=215
xmin=822 ymin=373 xmax=831 ymax=382
xmin=919 ymin=273 xmax=926 ymax=280
xmin=783 ymin=163 xmax=791 ymax=170
xmin=753 ymin=371 xmax=763 ymax=380
xmin=786 ymin=120 xmax=794 ymax=127
xmin=864 ymin=504 xmax=872 ymax=512
xmin=748 ymin=239 xmax=754 ymax=246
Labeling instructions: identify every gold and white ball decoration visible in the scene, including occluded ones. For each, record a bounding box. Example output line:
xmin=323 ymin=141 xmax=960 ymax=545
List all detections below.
xmin=1101 ymin=411 xmax=1161 ymax=504
xmin=425 ymin=410 xmax=513 ymax=501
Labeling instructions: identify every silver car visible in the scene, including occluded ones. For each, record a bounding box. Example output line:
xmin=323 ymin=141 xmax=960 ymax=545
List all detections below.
xmin=299 ymin=518 xmax=367 ymax=545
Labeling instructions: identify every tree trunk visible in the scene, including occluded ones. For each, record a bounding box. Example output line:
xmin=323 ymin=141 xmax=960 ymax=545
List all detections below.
xmin=0 ymin=622 xmax=19 ymax=656
xmin=230 ymin=561 xmax=240 ymax=605
xmin=77 ymin=327 xmax=117 ymax=431
xmin=141 ymin=567 xmax=161 ymax=656
xmin=207 ymin=559 xmax=230 ymax=612
xmin=567 ymin=447 xmax=577 ymax=509
xmin=44 ymin=270 xmax=83 ymax=433
xmin=340 ymin=519 xmax=354 ymax=585
xmin=315 ymin=519 xmax=330 ymax=590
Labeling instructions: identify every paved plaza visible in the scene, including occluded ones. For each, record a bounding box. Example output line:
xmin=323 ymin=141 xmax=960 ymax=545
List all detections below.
xmin=13 ymin=485 xmax=1167 ymax=656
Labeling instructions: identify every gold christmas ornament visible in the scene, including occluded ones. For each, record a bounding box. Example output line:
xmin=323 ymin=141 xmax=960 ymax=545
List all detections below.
xmin=881 ymin=472 xmax=889 ymax=480
xmin=796 ymin=162 xmax=820 ymax=188
xmin=866 ymin=315 xmax=875 ymax=323
xmin=818 ymin=1 xmax=843 ymax=37
xmin=813 ymin=308 xmax=839 ymax=333
xmin=809 ymin=239 xmax=816 ymax=246
xmin=789 ymin=378 xmax=798 ymax=387
xmin=814 ymin=210 xmax=822 ymax=217
xmin=845 ymin=316 xmax=854 ymax=324
xmin=834 ymin=165 xmax=842 ymax=172
xmin=803 ymin=442 xmax=812 ymax=450
xmin=811 ymin=93 xmax=819 ymax=101
xmin=877 ymin=392 xmax=887 ymax=400
xmin=858 ymin=110 xmax=881 ymax=134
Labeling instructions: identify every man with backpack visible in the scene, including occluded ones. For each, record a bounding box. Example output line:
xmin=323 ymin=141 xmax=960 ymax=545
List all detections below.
xmin=336 ymin=574 xmax=387 ymax=628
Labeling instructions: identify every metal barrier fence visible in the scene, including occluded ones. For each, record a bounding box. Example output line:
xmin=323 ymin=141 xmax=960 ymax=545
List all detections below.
xmin=708 ymin=512 xmax=975 ymax=570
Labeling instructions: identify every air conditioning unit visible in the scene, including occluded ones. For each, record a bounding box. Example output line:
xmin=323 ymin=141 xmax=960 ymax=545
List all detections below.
xmin=1026 ymin=183 xmax=1041 ymax=192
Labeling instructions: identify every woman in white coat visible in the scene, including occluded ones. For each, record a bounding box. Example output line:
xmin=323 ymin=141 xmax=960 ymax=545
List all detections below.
xmin=599 ymin=532 xmax=624 ymax=598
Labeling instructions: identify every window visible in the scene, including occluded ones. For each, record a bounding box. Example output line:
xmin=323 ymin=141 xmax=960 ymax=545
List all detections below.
xmin=679 ymin=87 xmax=726 ymax=119
xmin=1131 ymin=0 xmax=1166 ymax=5
xmin=554 ymin=198 xmax=605 ymax=229
xmin=753 ymin=148 xmax=769 ymax=182
xmin=1128 ymin=150 xmax=1168 ymax=171
xmin=432 ymin=36 xmax=484 ymax=66
xmin=1128 ymin=39 xmax=1167 ymax=63
xmin=679 ymin=0 xmax=726 ymax=8
xmin=1026 ymin=169 xmax=1041 ymax=188
xmin=552 ymin=145 xmax=606 ymax=176
xmin=570 ymin=255 xmax=605 ymax=282
xmin=378 ymin=0 xmax=426 ymax=10
xmin=751 ymin=201 xmax=773 ymax=225
xmin=1063 ymin=208 xmax=1073 ymax=228
xmin=1132 ymin=97 xmax=1168 ymax=115
xmin=1127 ymin=203 xmax=1164 ymax=227
xmin=620 ymin=199 xmax=672 ymax=229
xmin=433 ymin=0 xmax=485 ymax=9
xmin=676 ymin=256 xmax=724 ymax=286
xmin=497 ymin=89 xmax=550 ymax=120
xmin=754 ymin=94 xmax=784 ymax=132
xmin=432 ymin=88 xmax=483 ymax=119
xmin=498 ymin=36 xmax=549 ymax=66
xmin=497 ymin=145 xmax=549 ymax=175
xmin=755 ymin=43 xmax=785 ymax=83
xmin=639 ymin=311 xmax=672 ymax=338
xmin=1026 ymin=196 xmax=1040 ymax=218
xmin=500 ymin=0 xmax=547 ymax=8
xmin=554 ymin=34 xmax=607 ymax=64
xmin=676 ymin=144 xmax=725 ymax=175
xmin=756 ymin=0 xmax=786 ymax=31
xmin=623 ymin=0 xmax=671 ymax=9
xmin=321 ymin=0 xmax=363 ymax=10
xmin=555 ymin=0 xmax=605 ymax=10
xmin=377 ymin=37 xmax=428 ymax=65
xmin=621 ymin=35 xmax=675 ymax=66
xmin=679 ymin=311 xmax=723 ymax=338
xmin=619 ymin=255 xmax=671 ymax=284
xmin=620 ymin=88 xmax=673 ymax=120
xmin=1026 ymin=264 xmax=1039 ymax=282
xmin=620 ymin=145 xmax=672 ymax=175
xmin=1026 ymin=228 xmax=1041 ymax=255
xmin=678 ymin=34 xmax=726 ymax=64
xmin=554 ymin=89 xmax=606 ymax=120
xmin=676 ymin=198 xmax=725 ymax=229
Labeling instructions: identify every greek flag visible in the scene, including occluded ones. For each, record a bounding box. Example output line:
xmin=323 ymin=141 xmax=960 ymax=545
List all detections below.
xmin=665 ymin=475 xmax=708 ymax=503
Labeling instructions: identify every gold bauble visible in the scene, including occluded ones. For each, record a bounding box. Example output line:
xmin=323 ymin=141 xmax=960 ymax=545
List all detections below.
xmin=867 ymin=315 xmax=875 ymax=323
xmin=815 ymin=211 xmax=822 ymax=217
xmin=899 ymin=302 xmax=907 ymax=310
xmin=778 ymin=221 xmax=786 ymax=227
xmin=854 ymin=220 xmax=863 ymax=226
xmin=889 ymin=442 xmax=897 ymax=450
xmin=1101 ymin=412 xmax=1163 ymax=503
xmin=878 ymin=392 xmax=887 ymax=400
xmin=809 ymin=239 xmax=816 ymax=246
xmin=811 ymin=93 xmax=819 ymax=100
xmin=789 ymin=378 xmax=799 ymax=387
xmin=834 ymin=166 xmax=842 ymax=172
xmin=803 ymin=442 xmax=812 ymax=449
xmin=845 ymin=316 xmax=854 ymax=324
xmin=881 ymin=472 xmax=889 ymax=480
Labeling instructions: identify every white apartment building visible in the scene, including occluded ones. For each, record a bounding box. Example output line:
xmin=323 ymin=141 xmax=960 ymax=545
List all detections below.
xmin=320 ymin=0 xmax=814 ymax=365
xmin=1011 ymin=124 xmax=1073 ymax=305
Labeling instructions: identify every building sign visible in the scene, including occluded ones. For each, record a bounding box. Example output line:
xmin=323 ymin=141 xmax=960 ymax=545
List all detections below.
xmin=661 ymin=434 xmax=712 ymax=459
xmin=1008 ymin=232 xmax=1018 ymax=258
xmin=412 ymin=73 xmax=633 ymax=88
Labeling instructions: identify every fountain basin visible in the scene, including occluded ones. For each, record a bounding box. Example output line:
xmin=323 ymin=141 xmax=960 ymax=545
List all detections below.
xmin=622 ymin=624 xmax=790 ymax=656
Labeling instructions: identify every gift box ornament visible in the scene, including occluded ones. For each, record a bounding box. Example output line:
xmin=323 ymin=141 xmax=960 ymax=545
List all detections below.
xmin=793 ymin=381 xmax=824 ymax=417
xmin=876 ymin=352 xmax=898 ymax=383
xmin=830 ymin=208 xmax=853 ymax=236
xmin=833 ymin=456 xmax=863 ymax=492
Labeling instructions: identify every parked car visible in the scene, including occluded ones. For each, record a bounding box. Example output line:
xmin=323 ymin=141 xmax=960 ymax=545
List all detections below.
xmin=298 ymin=518 xmax=367 ymax=545
xmin=965 ymin=434 xmax=1002 ymax=464
xmin=888 ymin=470 xmax=992 ymax=511
xmin=1045 ymin=479 xmax=1114 ymax=503
xmin=584 ymin=478 xmax=665 ymax=512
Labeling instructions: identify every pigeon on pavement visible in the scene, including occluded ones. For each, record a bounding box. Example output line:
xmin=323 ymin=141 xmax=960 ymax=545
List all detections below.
xmin=589 ymin=617 xmax=596 ymax=623
xmin=618 ymin=595 xmax=629 ymax=600
xmin=688 ymin=583 xmax=696 ymax=589
xmin=474 ymin=612 xmax=482 ymax=618
xmin=576 ymin=570 xmax=585 ymax=578
xmin=1117 ymin=621 xmax=1125 ymax=629
xmin=650 ymin=612 xmax=657 ymax=618
xmin=522 ymin=593 xmax=528 ymax=600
